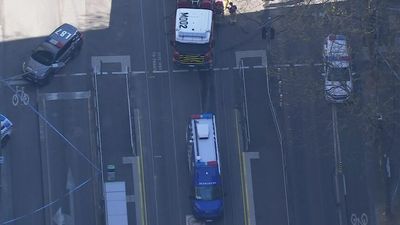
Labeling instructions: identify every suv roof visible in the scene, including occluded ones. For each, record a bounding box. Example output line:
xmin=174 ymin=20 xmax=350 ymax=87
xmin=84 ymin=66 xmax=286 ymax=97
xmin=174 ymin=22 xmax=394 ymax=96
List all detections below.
xmin=47 ymin=23 xmax=79 ymax=48
xmin=324 ymin=34 xmax=350 ymax=68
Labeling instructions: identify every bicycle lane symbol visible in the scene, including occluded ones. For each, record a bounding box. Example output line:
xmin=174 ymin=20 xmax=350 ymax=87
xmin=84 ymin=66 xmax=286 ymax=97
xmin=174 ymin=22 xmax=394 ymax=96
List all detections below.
xmin=12 ymin=86 xmax=30 ymax=106
xmin=351 ymin=213 xmax=368 ymax=225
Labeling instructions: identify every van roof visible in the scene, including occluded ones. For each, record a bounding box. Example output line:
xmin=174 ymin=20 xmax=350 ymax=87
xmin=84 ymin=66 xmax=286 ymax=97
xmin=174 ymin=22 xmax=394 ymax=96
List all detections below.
xmin=175 ymin=8 xmax=212 ymax=44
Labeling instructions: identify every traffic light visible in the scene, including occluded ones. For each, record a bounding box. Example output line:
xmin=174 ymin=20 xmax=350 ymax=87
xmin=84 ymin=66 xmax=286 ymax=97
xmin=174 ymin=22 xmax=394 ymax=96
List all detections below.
xmin=269 ymin=27 xmax=275 ymax=40
xmin=261 ymin=26 xmax=275 ymax=40
xmin=262 ymin=27 xmax=267 ymax=40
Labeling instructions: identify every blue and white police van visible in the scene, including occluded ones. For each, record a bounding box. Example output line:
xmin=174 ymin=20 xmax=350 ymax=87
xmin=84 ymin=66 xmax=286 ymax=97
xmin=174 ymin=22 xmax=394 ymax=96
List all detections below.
xmin=187 ymin=113 xmax=223 ymax=222
xmin=0 ymin=114 xmax=13 ymax=147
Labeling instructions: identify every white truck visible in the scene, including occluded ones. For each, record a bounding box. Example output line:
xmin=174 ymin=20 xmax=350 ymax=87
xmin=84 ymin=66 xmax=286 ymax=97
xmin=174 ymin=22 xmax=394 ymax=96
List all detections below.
xmin=172 ymin=0 xmax=216 ymax=68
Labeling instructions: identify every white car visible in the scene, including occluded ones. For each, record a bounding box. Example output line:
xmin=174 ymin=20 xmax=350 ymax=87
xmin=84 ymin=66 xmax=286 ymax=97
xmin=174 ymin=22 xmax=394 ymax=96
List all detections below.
xmin=323 ymin=34 xmax=353 ymax=103
xmin=0 ymin=114 xmax=13 ymax=147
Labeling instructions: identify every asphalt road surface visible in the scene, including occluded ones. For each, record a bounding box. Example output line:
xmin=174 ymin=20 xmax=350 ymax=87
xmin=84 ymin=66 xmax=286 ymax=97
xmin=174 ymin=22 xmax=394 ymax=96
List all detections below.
xmin=0 ymin=1 xmax=380 ymax=225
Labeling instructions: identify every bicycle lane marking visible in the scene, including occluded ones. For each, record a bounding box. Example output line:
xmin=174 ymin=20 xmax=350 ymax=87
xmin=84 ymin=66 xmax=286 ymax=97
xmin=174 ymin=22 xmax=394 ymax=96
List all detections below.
xmin=11 ymin=86 xmax=30 ymax=106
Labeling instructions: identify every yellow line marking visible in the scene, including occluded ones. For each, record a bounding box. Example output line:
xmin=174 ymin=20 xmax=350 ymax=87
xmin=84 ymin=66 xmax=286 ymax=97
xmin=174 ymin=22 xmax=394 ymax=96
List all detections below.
xmin=136 ymin=109 xmax=148 ymax=225
xmin=235 ymin=109 xmax=249 ymax=225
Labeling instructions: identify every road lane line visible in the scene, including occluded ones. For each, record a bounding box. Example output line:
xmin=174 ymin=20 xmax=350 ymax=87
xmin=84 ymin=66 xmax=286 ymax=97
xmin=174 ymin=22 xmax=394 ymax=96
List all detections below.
xmin=134 ymin=109 xmax=148 ymax=225
xmin=253 ymin=65 xmax=266 ymax=69
xmin=172 ymin=69 xmax=190 ymax=73
xmin=235 ymin=109 xmax=249 ymax=225
xmin=70 ymin=72 xmax=87 ymax=76
xmin=233 ymin=66 xmax=250 ymax=70
xmin=293 ymin=63 xmax=310 ymax=67
xmin=332 ymin=105 xmax=346 ymax=225
xmin=137 ymin=0 xmax=160 ymax=220
xmin=5 ymin=79 xmax=29 ymax=86
xmin=38 ymin=95 xmax=52 ymax=225
xmin=132 ymin=71 xmax=146 ymax=75
xmin=125 ymin=69 xmax=135 ymax=155
xmin=152 ymin=70 xmax=168 ymax=74
xmin=111 ymin=71 xmax=127 ymax=75
xmin=265 ymin=57 xmax=291 ymax=225
xmin=243 ymin=152 xmax=259 ymax=225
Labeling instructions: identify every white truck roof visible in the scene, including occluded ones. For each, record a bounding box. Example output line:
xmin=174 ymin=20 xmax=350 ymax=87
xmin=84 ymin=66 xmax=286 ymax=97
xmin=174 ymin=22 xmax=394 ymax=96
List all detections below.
xmin=175 ymin=8 xmax=212 ymax=44
xmin=190 ymin=114 xmax=220 ymax=167
xmin=105 ymin=182 xmax=128 ymax=225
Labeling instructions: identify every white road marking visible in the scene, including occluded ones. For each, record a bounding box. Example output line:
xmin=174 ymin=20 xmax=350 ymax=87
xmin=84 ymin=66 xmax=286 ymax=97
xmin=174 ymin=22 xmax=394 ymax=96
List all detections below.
xmin=5 ymin=79 xmax=29 ymax=86
xmin=40 ymin=91 xmax=91 ymax=101
xmin=132 ymin=71 xmax=146 ymax=75
xmin=235 ymin=50 xmax=267 ymax=67
xmin=253 ymin=65 xmax=266 ymax=69
xmin=293 ymin=63 xmax=310 ymax=67
xmin=91 ymin=55 xmax=131 ymax=74
xmin=152 ymin=70 xmax=168 ymax=74
xmin=233 ymin=66 xmax=250 ymax=70
xmin=12 ymin=86 xmax=29 ymax=106
xmin=243 ymin=152 xmax=260 ymax=225
xmin=111 ymin=71 xmax=128 ymax=75
xmin=172 ymin=69 xmax=190 ymax=73
xmin=151 ymin=51 xmax=163 ymax=71
xmin=185 ymin=215 xmax=205 ymax=225
xmin=70 ymin=72 xmax=87 ymax=76
xmin=3 ymin=62 xmax=324 ymax=84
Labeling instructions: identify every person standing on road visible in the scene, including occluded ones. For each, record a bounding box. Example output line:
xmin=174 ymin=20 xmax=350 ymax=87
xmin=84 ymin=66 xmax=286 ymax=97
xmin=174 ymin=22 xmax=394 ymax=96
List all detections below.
xmin=227 ymin=2 xmax=237 ymax=24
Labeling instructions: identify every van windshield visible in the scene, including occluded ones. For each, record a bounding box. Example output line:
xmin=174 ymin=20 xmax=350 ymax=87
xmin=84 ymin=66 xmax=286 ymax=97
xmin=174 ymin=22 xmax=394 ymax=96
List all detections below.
xmin=175 ymin=42 xmax=210 ymax=55
xmin=195 ymin=185 xmax=222 ymax=201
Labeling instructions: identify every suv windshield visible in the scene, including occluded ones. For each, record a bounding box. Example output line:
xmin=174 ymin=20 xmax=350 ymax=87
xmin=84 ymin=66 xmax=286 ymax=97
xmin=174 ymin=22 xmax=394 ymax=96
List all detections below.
xmin=31 ymin=42 xmax=59 ymax=66
xmin=32 ymin=49 xmax=55 ymax=66
xmin=327 ymin=67 xmax=350 ymax=81
xmin=175 ymin=42 xmax=210 ymax=55
xmin=195 ymin=185 xmax=222 ymax=201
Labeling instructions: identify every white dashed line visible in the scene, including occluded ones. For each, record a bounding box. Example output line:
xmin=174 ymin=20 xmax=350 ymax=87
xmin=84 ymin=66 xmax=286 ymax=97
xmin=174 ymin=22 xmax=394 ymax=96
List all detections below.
xmin=172 ymin=69 xmax=190 ymax=73
xmin=253 ymin=65 xmax=266 ymax=69
xmin=5 ymin=79 xmax=29 ymax=86
xmin=293 ymin=63 xmax=310 ymax=67
xmin=71 ymin=72 xmax=87 ymax=76
xmin=111 ymin=71 xmax=128 ymax=75
xmin=3 ymin=63 xmax=325 ymax=85
xmin=233 ymin=66 xmax=250 ymax=70
xmin=152 ymin=70 xmax=168 ymax=74
xmin=132 ymin=71 xmax=146 ymax=75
